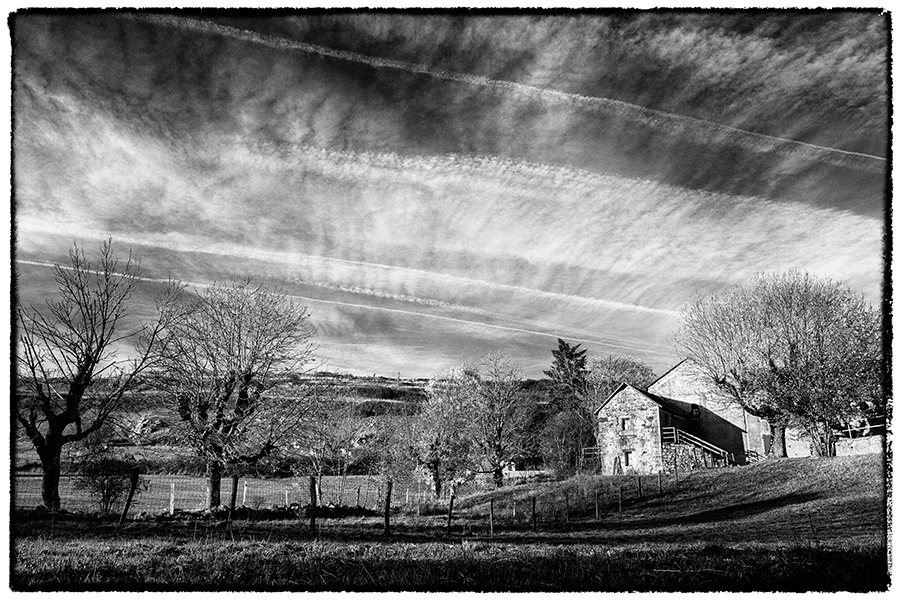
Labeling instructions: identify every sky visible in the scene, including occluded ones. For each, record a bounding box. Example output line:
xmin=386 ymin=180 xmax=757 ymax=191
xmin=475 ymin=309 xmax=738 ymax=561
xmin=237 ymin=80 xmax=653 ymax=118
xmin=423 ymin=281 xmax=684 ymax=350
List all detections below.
xmin=11 ymin=9 xmax=888 ymax=379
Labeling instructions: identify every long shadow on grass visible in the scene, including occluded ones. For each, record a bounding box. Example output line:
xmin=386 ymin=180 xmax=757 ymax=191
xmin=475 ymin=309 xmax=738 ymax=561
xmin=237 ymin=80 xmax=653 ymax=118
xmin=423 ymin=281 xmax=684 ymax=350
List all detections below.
xmin=10 ymin=491 xmax=833 ymax=548
xmin=626 ymin=491 xmax=823 ymax=528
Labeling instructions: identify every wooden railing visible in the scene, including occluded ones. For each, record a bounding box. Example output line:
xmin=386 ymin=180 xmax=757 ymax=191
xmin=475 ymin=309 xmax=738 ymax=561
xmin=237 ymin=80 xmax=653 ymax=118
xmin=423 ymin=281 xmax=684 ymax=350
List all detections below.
xmin=661 ymin=427 xmax=735 ymax=465
xmin=838 ymin=416 xmax=885 ymax=439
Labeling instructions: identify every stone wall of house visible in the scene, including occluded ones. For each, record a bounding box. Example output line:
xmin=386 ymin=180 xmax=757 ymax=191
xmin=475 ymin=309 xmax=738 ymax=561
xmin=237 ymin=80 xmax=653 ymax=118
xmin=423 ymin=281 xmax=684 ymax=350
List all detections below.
xmin=660 ymin=443 xmax=721 ymax=473
xmin=596 ymin=386 xmax=663 ymax=474
xmin=785 ymin=426 xmax=813 ymax=457
xmin=835 ymin=435 xmax=884 ymax=456
xmin=650 ymin=360 xmax=770 ymax=462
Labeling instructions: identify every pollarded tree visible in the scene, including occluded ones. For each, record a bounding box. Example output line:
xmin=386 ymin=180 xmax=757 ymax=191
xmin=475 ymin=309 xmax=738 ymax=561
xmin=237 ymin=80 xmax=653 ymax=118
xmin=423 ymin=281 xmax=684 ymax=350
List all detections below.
xmin=153 ymin=277 xmax=316 ymax=508
xmin=467 ymin=352 xmax=531 ymax=488
xmin=16 ymin=239 xmax=179 ymax=510
xmin=676 ymin=270 xmax=883 ymax=457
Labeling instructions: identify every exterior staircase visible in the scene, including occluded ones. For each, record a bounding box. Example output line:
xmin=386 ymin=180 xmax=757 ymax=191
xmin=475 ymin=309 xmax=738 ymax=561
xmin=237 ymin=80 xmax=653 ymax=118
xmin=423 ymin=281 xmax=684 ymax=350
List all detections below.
xmin=661 ymin=426 xmax=736 ymax=466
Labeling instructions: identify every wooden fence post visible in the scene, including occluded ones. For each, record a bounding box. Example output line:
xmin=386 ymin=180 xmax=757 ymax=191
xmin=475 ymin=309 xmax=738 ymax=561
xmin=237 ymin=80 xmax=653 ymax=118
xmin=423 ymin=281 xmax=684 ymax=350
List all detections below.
xmin=356 ymin=487 xmax=361 ymax=507
xmin=230 ymin=475 xmax=240 ymax=509
xmin=309 ymin=476 xmax=317 ymax=534
xmin=446 ymin=495 xmax=454 ymax=536
xmin=532 ymin=496 xmax=537 ymax=532
xmin=243 ymin=481 xmax=248 ymax=506
xmin=227 ymin=475 xmax=239 ymax=523
xmin=618 ymin=486 xmax=623 ymax=513
xmin=637 ymin=476 xmax=643 ymax=506
xmin=564 ymin=492 xmax=570 ymax=523
xmin=384 ymin=480 xmax=393 ymax=535
xmin=285 ymin=488 xmax=290 ymax=507
xmin=169 ymin=482 xmax=176 ymax=516
xmin=512 ymin=500 xmax=517 ymax=523
xmin=489 ymin=497 xmax=495 ymax=537
xmin=118 ymin=468 xmax=141 ymax=525
xmin=594 ymin=489 xmax=599 ymax=521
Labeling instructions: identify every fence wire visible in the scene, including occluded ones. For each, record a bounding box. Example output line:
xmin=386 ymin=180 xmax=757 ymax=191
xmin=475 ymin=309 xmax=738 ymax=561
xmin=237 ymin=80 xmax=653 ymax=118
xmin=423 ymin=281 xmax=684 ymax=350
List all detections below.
xmin=14 ymin=469 xmax=677 ymax=525
xmin=13 ymin=473 xmax=453 ymax=515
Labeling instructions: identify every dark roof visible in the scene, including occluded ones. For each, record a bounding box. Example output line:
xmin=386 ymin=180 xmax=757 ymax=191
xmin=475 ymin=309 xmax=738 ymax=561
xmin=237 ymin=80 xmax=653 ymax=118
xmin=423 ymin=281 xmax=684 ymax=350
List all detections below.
xmin=595 ymin=382 xmax=694 ymax=419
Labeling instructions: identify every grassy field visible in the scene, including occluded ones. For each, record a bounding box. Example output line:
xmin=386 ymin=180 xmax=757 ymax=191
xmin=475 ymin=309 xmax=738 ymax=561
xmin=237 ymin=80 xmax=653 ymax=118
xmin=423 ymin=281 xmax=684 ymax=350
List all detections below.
xmin=12 ymin=453 xmax=888 ymax=591
xmin=14 ymin=473 xmax=403 ymax=514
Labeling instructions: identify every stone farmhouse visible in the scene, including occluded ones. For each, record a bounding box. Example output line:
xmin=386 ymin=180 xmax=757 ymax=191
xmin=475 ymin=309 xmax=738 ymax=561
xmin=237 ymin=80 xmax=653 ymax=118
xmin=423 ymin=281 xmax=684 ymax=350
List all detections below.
xmin=594 ymin=358 xmax=883 ymax=475
xmin=595 ymin=359 xmax=769 ymax=475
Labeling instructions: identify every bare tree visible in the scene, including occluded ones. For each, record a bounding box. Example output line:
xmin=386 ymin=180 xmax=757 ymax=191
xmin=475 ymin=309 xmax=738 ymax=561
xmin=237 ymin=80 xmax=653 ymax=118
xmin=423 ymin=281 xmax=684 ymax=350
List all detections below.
xmin=298 ymin=392 xmax=372 ymax=504
xmin=467 ymin=352 xmax=530 ymax=488
xmin=676 ymin=270 xmax=883 ymax=457
xmin=584 ymin=354 xmax=656 ymax=412
xmin=153 ymin=277 xmax=316 ymax=508
xmin=15 ymin=239 xmax=178 ymax=509
xmin=414 ymin=367 xmax=477 ymax=499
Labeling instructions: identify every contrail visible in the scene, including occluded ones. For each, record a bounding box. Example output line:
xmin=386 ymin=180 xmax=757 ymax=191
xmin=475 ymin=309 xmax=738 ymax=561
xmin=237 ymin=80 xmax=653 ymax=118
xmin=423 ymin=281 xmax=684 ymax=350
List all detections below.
xmin=301 ymin=295 xmax=671 ymax=356
xmin=15 ymin=216 xmax=678 ymax=317
xmin=127 ymin=12 xmax=885 ymax=173
xmin=16 ymin=257 xmax=665 ymax=355
xmin=291 ymin=277 xmax=657 ymax=347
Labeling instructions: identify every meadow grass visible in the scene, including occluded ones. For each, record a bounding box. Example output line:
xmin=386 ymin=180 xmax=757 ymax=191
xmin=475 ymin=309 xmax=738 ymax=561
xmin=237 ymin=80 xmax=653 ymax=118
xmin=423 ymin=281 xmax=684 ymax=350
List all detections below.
xmin=12 ymin=534 xmax=886 ymax=591
xmin=12 ymin=453 xmax=888 ymax=591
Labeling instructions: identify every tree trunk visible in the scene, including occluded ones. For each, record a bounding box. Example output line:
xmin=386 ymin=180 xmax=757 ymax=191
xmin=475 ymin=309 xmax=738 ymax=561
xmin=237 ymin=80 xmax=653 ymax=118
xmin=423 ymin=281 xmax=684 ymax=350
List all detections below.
xmin=493 ymin=466 xmax=504 ymax=488
xmin=206 ymin=460 xmax=223 ymax=509
xmin=431 ymin=472 xmax=442 ymax=500
xmin=769 ymin=423 xmax=788 ymax=458
xmin=38 ymin=442 xmax=63 ymax=511
xmin=809 ymin=424 xmax=836 ymax=457
xmin=383 ymin=479 xmax=393 ymax=535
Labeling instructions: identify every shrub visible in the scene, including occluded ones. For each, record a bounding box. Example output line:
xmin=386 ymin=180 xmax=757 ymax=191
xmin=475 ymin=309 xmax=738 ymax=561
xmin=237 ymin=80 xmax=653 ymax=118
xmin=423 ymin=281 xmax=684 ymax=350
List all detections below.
xmin=73 ymin=454 xmax=147 ymax=516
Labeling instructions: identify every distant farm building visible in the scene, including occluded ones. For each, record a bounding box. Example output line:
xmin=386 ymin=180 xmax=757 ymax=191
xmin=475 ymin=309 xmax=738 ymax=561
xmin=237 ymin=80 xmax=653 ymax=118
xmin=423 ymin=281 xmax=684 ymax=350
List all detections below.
xmin=593 ymin=359 xmax=883 ymax=475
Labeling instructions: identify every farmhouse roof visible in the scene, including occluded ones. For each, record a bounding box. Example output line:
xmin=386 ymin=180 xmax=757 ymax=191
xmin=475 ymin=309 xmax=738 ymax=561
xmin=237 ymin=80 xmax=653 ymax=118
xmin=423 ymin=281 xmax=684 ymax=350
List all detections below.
xmin=595 ymin=382 xmax=695 ymax=419
xmin=645 ymin=358 xmax=691 ymax=389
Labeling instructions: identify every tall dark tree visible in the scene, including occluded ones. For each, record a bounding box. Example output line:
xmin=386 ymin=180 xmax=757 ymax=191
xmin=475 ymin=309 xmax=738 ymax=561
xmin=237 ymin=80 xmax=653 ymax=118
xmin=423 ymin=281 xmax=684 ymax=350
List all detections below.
xmin=15 ymin=239 xmax=178 ymax=509
xmin=542 ymin=339 xmax=594 ymax=472
xmin=544 ymin=338 xmax=589 ymax=409
xmin=677 ymin=270 xmax=883 ymax=457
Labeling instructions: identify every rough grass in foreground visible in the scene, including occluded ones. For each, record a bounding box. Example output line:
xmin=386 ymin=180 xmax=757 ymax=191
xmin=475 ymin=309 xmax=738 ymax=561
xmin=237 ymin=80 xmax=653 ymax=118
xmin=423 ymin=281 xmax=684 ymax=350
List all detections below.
xmin=12 ymin=537 xmax=886 ymax=591
xmin=12 ymin=453 xmax=888 ymax=591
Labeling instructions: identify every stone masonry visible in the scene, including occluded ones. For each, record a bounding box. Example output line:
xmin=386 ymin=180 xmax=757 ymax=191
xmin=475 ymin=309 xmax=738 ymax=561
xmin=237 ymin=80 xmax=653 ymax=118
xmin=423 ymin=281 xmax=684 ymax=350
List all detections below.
xmin=661 ymin=442 xmax=726 ymax=473
xmin=596 ymin=385 xmax=664 ymax=474
xmin=649 ymin=360 xmax=770 ymax=463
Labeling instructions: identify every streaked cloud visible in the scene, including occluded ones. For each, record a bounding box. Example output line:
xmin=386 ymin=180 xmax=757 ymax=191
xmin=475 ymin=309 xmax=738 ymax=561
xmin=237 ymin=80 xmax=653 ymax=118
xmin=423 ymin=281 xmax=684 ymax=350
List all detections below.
xmin=12 ymin=11 xmax=886 ymax=377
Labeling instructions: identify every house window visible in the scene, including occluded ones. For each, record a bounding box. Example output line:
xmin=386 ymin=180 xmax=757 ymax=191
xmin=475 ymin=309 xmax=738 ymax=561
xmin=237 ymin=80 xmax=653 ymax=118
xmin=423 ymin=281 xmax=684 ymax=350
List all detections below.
xmin=622 ymin=450 xmax=633 ymax=467
xmin=620 ymin=417 xmax=631 ymax=431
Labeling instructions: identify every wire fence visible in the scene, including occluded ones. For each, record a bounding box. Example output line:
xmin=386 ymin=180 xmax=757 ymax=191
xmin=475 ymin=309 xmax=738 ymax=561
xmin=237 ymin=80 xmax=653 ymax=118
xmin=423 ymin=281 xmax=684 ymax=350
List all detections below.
xmin=13 ymin=473 xmax=427 ymax=515
xmin=14 ymin=468 xmax=677 ymax=526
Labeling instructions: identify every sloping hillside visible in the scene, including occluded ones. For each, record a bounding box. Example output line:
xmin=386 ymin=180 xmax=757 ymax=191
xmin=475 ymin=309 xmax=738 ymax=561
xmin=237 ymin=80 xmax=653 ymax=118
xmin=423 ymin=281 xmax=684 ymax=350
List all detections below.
xmin=458 ymin=453 xmax=886 ymax=546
